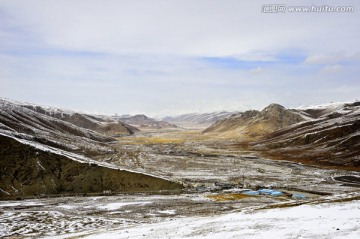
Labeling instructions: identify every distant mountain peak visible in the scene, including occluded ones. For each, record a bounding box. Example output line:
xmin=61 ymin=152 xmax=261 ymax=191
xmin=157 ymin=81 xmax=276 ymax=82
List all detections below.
xmin=263 ymin=103 xmax=285 ymax=112
xmin=133 ymin=114 xmax=149 ymax=119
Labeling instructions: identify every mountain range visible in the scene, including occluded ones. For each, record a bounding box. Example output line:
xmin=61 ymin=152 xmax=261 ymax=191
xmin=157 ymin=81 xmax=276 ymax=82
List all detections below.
xmin=118 ymin=114 xmax=177 ymax=129
xmin=1 ymin=98 xmax=359 ymax=198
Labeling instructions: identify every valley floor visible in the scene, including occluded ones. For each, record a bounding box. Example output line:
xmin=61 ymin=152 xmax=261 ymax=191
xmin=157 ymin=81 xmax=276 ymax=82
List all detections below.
xmin=1 ymin=128 xmax=360 ymax=238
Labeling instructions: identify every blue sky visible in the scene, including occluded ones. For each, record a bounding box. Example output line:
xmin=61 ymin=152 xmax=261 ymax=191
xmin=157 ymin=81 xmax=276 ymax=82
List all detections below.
xmin=1 ymin=0 xmax=359 ymax=116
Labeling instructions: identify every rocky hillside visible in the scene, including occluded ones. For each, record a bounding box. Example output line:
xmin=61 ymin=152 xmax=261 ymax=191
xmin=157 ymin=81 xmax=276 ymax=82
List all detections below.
xmin=0 ymin=99 xmax=116 ymax=154
xmin=251 ymin=102 xmax=360 ymax=169
xmin=0 ymin=135 xmax=182 ymax=198
xmin=20 ymin=101 xmax=138 ymax=136
xmin=0 ymin=98 xmax=137 ymax=155
xmin=163 ymin=111 xmax=235 ymax=128
xmin=118 ymin=114 xmax=177 ymax=129
xmin=203 ymin=104 xmax=305 ymax=139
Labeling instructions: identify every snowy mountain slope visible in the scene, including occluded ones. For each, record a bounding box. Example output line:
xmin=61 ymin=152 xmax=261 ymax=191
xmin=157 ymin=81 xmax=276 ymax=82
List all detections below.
xmin=296 ymin=102 xmax=356 ymax=118
xmin=252 ymin=101 xmax=360 ymax=168
xmin=0 ymin=98 xmax=118 ymax=155
xmin=16 ymin=99 xmax=138 ymax=136
xmin=203 ymin=104 xmax=306 ymax=139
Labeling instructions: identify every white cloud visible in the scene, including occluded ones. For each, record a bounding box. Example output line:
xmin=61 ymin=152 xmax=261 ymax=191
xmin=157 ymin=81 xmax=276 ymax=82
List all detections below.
xmin=1 ymin=0 xmax=360 ymax=57
xmin=304 ymin=53 xmax=360 ymax=64
xmin=249 ymin=67 xmax=265 ymax=74
xmin=304 ymin=54 xmax=341 ymax=64
xmin=320 ymin=64 xmax=343 ymax=74
xmin=234 ymin=55 xmax=276 ymax=62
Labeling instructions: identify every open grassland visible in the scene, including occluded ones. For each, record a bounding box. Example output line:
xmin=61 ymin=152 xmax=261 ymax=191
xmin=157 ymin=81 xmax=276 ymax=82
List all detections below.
xmin=206 ymin=193 xmax=255 ymax=201
xmin=116 ymin=129 xmax=216 ymax=145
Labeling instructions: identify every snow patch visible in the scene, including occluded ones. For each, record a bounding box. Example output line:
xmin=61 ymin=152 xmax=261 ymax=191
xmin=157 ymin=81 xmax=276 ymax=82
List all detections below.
xmin=57 ymin=205 xmax=78 ymax=210
xmin=98 ymin=202 xmax=151 ymax=211
xmin=0 ymin=188 xmax=10 ymax=195
xmin=158 ymin=210 xmax=176 ymax=215
xmin=79 ymin=200 xmax=360 ymax=239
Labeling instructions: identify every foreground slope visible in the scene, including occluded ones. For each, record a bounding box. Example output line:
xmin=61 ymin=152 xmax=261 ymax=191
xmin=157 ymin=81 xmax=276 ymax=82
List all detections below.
xmin=0 ymin=135 xmax=182 ymax=198
xmin=203 ymin=104 xmax=305 ymax=139
xmin=61 ymin=195 xmax=360 ymax=239
xmin=251 ymin=102 xmax=360 ymax=168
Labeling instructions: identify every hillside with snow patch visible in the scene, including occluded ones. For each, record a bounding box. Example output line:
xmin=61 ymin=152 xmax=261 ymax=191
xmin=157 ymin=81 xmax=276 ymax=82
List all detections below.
xmin=251 ymin=101 xmax=360 ymax=168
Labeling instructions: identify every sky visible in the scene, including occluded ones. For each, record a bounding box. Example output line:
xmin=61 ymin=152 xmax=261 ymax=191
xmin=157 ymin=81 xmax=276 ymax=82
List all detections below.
xmin=0 ymin=0 xmax=359 ymax=117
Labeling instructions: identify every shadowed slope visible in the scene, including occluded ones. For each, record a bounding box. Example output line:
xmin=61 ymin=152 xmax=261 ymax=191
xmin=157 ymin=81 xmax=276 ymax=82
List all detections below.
xmin=0 ymin=135 xmax=183 ymax=198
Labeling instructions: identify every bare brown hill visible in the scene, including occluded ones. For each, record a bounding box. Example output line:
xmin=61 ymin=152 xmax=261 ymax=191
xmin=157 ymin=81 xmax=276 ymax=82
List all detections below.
xmin=203 ymin=104 xmax=305 ymax=139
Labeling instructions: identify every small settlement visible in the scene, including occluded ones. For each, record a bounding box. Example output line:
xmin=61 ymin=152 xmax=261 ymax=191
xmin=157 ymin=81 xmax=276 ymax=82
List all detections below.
xmin=187 ymin=180 xmax=308 ymax=200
